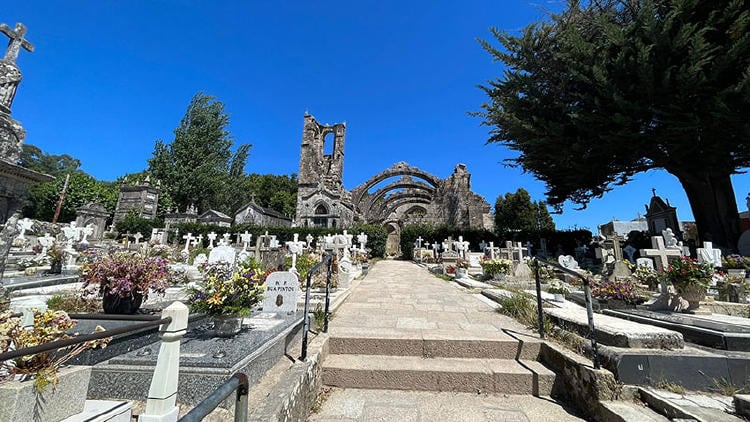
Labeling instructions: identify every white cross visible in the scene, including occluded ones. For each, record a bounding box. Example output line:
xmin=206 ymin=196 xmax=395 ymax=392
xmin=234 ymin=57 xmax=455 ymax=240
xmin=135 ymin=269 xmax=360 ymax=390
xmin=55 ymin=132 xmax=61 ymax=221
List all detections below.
xmin=306 ymin=233 xmax=314 ymax=248
xmin=640 ymin=236 xmax=682 ymax=272
xmin=133 ymin=232 xmax=143 ymax=244
xmin=357 ymin=232 xmax=368 ymax=252
xmin=16 ymin=218 xmax=33 ymax=240
xmin=195 ymin=234 xmax=203 ymax=247
xmin=240 ymin=231 xmax=253 ymax=251
xmin=207 ymin=232 xmax=218 ymax=249
xmin=697 ymin=241 xmax=722 ymax=268
xmin=38 ymin=233 xmax=54 ymax=255
xmin=182 ymin=233 xmax=195 ymax=253
xmin=489 ymin=241 xmax=495 ymax=259
xmin=286 ymin=233 xmax=306 ymax=270
xmin=221 ymin=233 xmax=231 ymax=246
xmin=415 ymin=236 xmax=424 ymax=249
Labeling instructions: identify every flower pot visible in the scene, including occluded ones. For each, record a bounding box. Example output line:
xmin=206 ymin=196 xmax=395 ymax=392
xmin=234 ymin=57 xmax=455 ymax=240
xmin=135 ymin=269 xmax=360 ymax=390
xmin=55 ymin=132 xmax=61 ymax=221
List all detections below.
xmin=102 ymin=291 xmax=143 ymax=314
xmin=48 ymin=260 xmax=62 ymax=275
xmin=677 ymin=284 xmax=707 ymax=313
xmin=0 ymin=365 xmax=90 ymax=422
xmin=212 ymin=314 xmax=243 ymax=337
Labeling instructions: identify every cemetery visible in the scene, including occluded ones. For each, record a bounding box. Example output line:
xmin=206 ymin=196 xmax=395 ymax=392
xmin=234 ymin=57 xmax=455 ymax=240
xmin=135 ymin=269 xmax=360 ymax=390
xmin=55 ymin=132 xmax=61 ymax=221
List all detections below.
xmin=3 ymin=2 xmax=750 ymax=420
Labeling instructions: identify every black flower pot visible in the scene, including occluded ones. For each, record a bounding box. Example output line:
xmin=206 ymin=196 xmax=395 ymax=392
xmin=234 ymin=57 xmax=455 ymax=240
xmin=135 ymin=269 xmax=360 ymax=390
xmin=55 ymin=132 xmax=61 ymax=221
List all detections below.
xmin=102 ymin=291 xmax=143 ymax=314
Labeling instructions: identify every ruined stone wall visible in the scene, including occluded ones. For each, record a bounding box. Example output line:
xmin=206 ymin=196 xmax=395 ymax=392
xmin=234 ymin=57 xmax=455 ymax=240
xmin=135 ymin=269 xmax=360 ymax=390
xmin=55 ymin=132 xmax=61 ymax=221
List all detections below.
xmin=295 ymin=114 xmax=354 ymax=228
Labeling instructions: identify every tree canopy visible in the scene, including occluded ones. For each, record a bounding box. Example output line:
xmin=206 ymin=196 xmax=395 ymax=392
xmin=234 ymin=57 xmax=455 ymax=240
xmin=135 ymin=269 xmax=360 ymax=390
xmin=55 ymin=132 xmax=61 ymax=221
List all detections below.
xmin=147 ymin=92 xmax=251 ymax=215
xmin=494 ymin=188 xmax=555 ymax=233
xmin=477 ymin=0 xmax=750 ymax=249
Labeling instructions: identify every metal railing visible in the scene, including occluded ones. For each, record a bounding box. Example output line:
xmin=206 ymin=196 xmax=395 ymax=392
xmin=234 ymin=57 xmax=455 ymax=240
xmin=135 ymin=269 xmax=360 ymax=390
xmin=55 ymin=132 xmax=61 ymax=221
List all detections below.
xmin=532 ymin=257 xmax=601 ymax=369
xmin=300 ymin=251 xmax=334 ymax=361
xmin=179 ymin=373 xmax=249 ymax=422
xmin=0 ymin=313 xmax=170 ymax=362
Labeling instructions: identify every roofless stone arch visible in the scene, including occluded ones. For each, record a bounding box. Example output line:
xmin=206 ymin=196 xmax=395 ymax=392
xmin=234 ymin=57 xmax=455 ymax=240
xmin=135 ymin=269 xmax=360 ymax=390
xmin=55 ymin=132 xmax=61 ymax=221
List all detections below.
xmin=351 ymin=162 xmax=442 ymax=207
xmin=373 ymin=191 xmax=433 ymax=222
xmin=359 ymin=176 xmax=435 ymax=219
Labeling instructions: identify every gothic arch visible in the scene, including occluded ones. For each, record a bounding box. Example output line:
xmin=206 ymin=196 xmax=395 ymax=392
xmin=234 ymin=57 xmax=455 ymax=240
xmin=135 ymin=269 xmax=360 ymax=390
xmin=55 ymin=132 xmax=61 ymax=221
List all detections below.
xmin=351 ymin=162 xmax=441 ymax=207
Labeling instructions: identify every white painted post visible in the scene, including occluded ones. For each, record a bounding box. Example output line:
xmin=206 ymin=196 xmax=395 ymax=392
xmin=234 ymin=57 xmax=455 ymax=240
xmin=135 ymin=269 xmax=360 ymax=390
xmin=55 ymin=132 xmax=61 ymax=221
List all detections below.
xmin=139 ymin=302 xmax=189 ymax=422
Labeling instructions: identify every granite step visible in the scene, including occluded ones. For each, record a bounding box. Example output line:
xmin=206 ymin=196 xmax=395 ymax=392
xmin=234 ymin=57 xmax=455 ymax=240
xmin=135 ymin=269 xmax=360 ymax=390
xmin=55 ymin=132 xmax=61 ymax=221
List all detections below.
xmin=328 ymin=329 xmax=543 ymax=360
xmin=322 ymin=353 xmax=555 ymax=395
xmin=598 ymin=400 xmax=671 ymax=422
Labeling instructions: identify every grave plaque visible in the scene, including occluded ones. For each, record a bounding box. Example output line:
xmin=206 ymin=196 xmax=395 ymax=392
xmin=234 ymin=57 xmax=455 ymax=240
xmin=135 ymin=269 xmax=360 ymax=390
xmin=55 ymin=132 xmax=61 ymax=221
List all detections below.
xmin=263 ymin=271 xmax=300 ymax=315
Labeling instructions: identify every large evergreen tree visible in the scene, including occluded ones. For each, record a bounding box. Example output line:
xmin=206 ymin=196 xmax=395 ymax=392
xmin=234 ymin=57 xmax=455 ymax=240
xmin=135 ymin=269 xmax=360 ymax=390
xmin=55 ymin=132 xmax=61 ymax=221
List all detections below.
xmin=147 ymin=92 xmax=251 ymax=214
xmin=494 ymin=188 xmax=555 ymax=233
xmin=476 ymin=0 xmax=750 ymax=249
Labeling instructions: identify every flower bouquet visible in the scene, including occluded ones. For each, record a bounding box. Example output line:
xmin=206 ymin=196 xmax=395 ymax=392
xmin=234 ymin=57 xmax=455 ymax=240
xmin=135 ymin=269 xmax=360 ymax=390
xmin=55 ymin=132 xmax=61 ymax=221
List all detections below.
xmin=186 ymin=258 xmax=266 ymax=317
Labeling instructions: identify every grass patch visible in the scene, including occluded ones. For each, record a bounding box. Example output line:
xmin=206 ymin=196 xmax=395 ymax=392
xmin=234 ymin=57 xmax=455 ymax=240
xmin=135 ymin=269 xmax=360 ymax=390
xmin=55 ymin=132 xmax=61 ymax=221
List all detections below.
xmin=655 ymin=380 xmax=686 ymax=395
xmin=494 ymin=292 xmax=553 ymax=336
xmin=713 ymin=377 xmax=748 ymax=396
xmin=312 ymin=303 xmax=334 ymax=332
xmin=46 ymin=293 xmax=101 ymax=313
xmin=310 ymin=386 xmax=334 ymax=414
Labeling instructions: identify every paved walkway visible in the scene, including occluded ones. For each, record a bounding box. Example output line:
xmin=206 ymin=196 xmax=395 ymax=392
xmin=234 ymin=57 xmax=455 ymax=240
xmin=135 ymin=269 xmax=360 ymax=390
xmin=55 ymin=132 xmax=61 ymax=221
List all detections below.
xmin=309 ymin=260 xmax=585 ymax=422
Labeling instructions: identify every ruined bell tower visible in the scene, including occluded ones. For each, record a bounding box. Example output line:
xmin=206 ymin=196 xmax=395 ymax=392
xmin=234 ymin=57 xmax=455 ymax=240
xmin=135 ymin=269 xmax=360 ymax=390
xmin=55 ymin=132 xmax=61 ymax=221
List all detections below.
xmin=295 ymin=113 xmax=354 ymax=228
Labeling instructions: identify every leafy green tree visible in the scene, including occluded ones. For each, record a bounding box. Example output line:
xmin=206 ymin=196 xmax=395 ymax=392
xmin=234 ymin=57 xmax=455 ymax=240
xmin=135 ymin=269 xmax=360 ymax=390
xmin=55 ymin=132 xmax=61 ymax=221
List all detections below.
xmin=23 ymin=171 xmax=118 ymax=223
xmin=147 ymin=92 xmax=251 ymax=215
xmin=115 ymin=209 xmax=160 ymax=236
xmin=246 ymin=173 xmax=298 ymax=217
xmin=494 ymin=188 xmax=555 ymax=233
xmin=476 ymin=0 xmax=750 ymax=249
xmin=20 ymin=144 xmax=81 ymax=176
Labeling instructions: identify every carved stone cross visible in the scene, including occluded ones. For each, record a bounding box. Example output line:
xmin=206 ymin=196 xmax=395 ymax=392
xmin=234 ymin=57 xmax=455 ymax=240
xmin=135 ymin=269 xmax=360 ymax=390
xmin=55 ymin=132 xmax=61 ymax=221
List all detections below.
xmin=640 ymin=236 xmax=681 ymax=272
xmin=0 ymin=23 xmax=34 ymax=63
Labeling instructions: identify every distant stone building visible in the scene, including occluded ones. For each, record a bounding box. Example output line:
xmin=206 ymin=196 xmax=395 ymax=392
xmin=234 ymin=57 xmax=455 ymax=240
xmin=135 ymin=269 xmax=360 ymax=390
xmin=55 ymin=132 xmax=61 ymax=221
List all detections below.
xmin=197 ymin=209 xmax=232 ymax=227
xmin=163 ymin=204 xmax=197 ymax=229
xmin=234 ymin=199 xmax=292 ymax=227
xmin=645 ymin=190 xmax=682 ymax=239
xmin=294 ymin=113 xmax=492 ymax=232
xmin=294 ymin=113 xmax=492 ymax=255
xmin=598 ymin=219 xmax=648 ymax=238
xmin=112 ymin=176 xmax=160 ymax=224
xmin=74 ymin=202 xmax=109 ymax=240
xmin=295 ymin=114 xmax=354 ymax=229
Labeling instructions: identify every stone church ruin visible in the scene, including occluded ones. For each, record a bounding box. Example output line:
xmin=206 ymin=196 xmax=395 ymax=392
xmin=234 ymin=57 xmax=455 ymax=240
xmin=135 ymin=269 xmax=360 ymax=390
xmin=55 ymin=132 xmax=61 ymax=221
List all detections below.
xmin=295 ymin=113 xmax=492 ymax=253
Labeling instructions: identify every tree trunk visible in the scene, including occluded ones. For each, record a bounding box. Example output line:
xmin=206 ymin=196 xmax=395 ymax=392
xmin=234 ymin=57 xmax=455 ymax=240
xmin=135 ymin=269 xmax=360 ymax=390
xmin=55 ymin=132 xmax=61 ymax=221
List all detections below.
xmin=671 ymin=169 xmax=741 ymax=251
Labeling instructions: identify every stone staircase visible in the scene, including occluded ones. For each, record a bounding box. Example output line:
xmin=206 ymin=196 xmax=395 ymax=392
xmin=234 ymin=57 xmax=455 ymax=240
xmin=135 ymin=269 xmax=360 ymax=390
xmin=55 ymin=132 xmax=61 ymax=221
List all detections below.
xmin=322 ymin=330 xmax=556 ymax=395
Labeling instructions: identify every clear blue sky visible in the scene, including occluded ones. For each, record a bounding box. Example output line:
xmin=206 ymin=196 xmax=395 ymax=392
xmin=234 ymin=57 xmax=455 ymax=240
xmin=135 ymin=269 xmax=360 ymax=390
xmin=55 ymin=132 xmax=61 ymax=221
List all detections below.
xmin=4 ymin=1 xmax=749 ymax=232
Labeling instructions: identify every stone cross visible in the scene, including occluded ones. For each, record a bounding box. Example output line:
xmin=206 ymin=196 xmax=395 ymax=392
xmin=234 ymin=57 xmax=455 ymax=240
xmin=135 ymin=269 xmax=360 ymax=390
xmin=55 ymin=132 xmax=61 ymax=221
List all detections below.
xmin=207 ymin=232 xmax=218 ymax=249
xmin=357 ymin=232 xmax=368 ymax=252
xmin=81 ymin=225 xmax=94 ymax=244
xmin=195 ymin=234 xmax=204 ymax=247
xmin=269 ymin=235 xmax=280 ymax=249
xmin=151 ymin=228 xmax=160 ymax=242
xmin=640 ymin=236 xmax=682 ymax=272
xmin=16 ymin=218 xmax=32 ymax=240
xmin=479 ymin=240 xmax=487 ymax=253
xmin=0 ymin=23 xmax=34 ymax=64
xmin=524 ymin=241 xmax=533 ymax=258
xmin=415 ymin=236 xmax=424 ymax=249
xmin=133 ymin=232 xmax=143 ymax=245
xmin=697 ymin=241 xmax=722 ymax=268
xmin=62 ymin=222 xmax=81 ymax=249
xmin=511 ymin=242 xmax=527 ymax=261
xmin=432 ymin=241 xmax=440 ymax=257
xmin=455 ymin=236 xmax=470 ymax=259
xmin=610 ymin=236 xmax=624 ymax=261
xmin=37 ymin=233 xmax=54 ymax=256
xmin=306 ymin=233 xmax=314 ymax=248
xmin=221 ymin=233 xmax=231 ymax=246
xmin=240 ymin=231 xmax=253 ymax=251
xmin=489 ymin=241 xmax=496 ymax=259
xmin=285 ymin=233 xmax=306 ymax=271
xmin=182 ymin=233 xmax=194 ymax=253
xmin=343 ymin=230 xmax=353 ymax=247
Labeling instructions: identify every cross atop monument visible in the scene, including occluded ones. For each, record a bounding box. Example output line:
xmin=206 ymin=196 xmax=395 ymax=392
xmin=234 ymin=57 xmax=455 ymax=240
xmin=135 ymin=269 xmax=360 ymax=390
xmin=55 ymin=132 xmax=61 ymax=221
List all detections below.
xmin=0 ymin=23 xmax=34 ymax=64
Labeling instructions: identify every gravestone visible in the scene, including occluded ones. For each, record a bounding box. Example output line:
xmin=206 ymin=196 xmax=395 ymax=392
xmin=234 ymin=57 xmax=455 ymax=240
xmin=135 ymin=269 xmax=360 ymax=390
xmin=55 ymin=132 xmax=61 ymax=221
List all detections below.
xmin=16 ymin=218 xmax=32 ymax=240
xmin=208 ymin=245 xmax=235 ymax=265
xmin=262 ymin=271 xmax=300 ymax=315
xmin=441 ymin=250 xmax=459 ymax=273
xmin=636 ymin=257 xmax=655 ymax=270
xmin=207 ymin=232 xmax=217 ymax=249
xmin=697 ymin=241 xmax=723 ymax=268
xmin=640 ymin=236 xmax=681 ymax=272
xmin=240 ymin=231 xmax=252 ymax=251
xmin=182 ymin=233 xmax=194 ymax=253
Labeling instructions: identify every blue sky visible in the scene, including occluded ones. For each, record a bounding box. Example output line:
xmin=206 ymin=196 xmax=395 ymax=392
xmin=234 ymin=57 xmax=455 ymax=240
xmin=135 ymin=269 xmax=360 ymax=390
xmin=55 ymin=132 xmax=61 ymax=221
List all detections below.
xmin=4 ymin=1 xmax=749 ymax=232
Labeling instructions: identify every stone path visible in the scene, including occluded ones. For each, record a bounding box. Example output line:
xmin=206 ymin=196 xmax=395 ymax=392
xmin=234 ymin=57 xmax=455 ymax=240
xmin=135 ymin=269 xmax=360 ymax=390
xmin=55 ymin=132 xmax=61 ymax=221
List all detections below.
xmin=309 ymin=260 xmax=585 ymax=421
